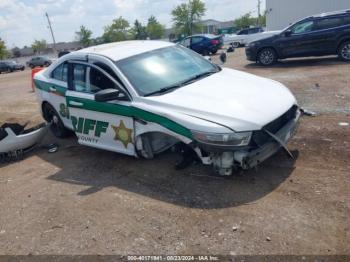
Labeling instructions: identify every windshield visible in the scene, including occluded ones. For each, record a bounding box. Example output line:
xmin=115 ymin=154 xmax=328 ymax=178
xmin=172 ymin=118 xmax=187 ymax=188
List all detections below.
xmin=116 ymin=45 xmax=219 ymax=96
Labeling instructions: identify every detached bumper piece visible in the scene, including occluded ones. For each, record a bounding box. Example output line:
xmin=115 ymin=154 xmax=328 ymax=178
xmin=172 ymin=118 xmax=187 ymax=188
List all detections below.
xmin=0 ymin=123 xmax=48 ymax=163
xmin=234 ymin=108 xmax=301 ymax=170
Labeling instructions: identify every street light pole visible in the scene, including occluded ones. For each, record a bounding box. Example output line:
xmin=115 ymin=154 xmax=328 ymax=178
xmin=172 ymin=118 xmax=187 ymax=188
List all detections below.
xmin=45 ymin=12 xmax=56 ymax=53
xmin=257 ymin=0 xmax=261 ymax=26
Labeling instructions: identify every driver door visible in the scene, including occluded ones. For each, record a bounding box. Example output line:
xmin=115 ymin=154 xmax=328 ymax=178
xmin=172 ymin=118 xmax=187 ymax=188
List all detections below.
xmin=65 ymin=61 xmax=136 ymax=156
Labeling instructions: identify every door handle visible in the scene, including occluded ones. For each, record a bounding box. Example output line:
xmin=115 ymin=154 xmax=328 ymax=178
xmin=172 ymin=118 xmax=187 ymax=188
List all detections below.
xmin=49 ymin=86 xmax=56 ymax=92
xmin=69 ymin=101 xmax=84 ymax=107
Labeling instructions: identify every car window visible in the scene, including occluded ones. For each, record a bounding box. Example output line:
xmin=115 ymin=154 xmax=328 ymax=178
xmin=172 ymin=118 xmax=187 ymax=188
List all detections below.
xmin=51 ymin=63 xmax=68 ymax=82
xmin=181 ymin=38 xmax=191 ymax=47
xmin=316 ymin=17 xmax=343 ymax=30
xmin=93 ymin=62 xmax=123 ymax=87
xmin=89 ymin=67 xmax=117 ymax=93
xmin=116 ymin=45 xmax=218 ymax=96
xmin=191 ymin=37 xmax=203 ymax=44
xmin=291 ymin=20 xmax=314 ymax=34
xmin=237 ymin=29 xmax=248 ymax=35
xmin=72 ymin=64 xmax=88 ymax=92
xmin=248 ymin=28 xmax=259 ymax=34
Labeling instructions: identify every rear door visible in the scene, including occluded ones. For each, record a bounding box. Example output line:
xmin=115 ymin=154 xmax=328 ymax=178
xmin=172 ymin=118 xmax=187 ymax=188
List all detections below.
xmin=65 ymin=61 xmax=136 ymax=156
xmin=277 ymin=20 xmax=318 ymax=57
xmin=313 ymin=16 xmax=345 ymax=54
xmin=190 ymin=36 xmax=205 ymax=53
xmin=47 ymin=62 xmax=72 ymax=129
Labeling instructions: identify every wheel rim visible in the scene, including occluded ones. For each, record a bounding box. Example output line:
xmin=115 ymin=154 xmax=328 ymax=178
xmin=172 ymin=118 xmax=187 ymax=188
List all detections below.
xmin=260 ymin=50 xmax=274 ymax=65
xmin=233 ymin=42 xmax=239 ymax=48
xmin=341 ymin=44 xmax=350 ymax=60
xmin=48 ymin=108 xmax=60 ymax=133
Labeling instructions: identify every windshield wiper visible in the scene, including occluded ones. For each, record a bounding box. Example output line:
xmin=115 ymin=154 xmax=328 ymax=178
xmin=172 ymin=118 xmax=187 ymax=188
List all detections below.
xmin=181 ymin=70 xmax=218 ymax=85
xmin=144 ymin=70 xmax=218 ymax=97
xmin=144 ymin=84 xmax=183 ymax=97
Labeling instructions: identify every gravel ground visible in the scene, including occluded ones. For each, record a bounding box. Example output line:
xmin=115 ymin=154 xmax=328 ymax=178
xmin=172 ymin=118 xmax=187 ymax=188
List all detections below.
xmin=0 ymin=49 xmax=349 ymax=256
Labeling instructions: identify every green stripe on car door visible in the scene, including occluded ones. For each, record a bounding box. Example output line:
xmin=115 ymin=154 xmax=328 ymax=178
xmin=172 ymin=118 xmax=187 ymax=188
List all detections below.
xmin=67 ymin=96 xmax=193 ymax=139
xmin=34 ymin=79 xmax=66 ymax=97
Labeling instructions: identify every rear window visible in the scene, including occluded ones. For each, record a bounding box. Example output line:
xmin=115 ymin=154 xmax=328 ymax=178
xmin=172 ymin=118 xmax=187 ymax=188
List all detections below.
xmin=51 ymin=63 xmax=68 ymax=82
xmin=316 ymin=17 xmax=343 ymax=30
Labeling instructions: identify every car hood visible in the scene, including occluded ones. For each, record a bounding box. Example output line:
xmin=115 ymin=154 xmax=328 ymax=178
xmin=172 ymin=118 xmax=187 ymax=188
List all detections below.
xmin=142 ymin=68 xmax=296 ymax=132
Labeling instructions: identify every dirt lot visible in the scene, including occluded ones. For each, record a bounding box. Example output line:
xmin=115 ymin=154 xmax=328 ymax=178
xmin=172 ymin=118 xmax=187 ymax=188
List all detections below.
xmin=0 ymin=49 xmax=349 ymax=256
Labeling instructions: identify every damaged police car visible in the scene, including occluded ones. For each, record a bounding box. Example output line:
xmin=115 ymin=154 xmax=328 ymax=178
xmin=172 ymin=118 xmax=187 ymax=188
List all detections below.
xmin=34 ymin=41 xmax=300 ymax=176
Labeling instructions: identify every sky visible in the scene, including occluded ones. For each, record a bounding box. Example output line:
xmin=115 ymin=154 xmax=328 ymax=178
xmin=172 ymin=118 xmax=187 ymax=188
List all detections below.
xmin=0 ymin=0 xmax=266 ymax=48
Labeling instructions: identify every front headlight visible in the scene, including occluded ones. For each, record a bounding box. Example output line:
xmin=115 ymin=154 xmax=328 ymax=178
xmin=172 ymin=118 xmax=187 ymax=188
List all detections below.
xmin=192 ymin=131 xmax=252 ymax=146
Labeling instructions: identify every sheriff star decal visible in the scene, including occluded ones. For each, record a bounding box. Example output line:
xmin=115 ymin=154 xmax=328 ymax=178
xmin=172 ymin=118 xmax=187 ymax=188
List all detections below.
xmin=112 ymin=120 xmax=133 ymax=148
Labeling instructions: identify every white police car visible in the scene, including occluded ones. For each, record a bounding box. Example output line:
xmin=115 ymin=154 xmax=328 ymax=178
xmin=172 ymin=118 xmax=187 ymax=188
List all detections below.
xmin=34 ymin=41 xmax=300 ymax=175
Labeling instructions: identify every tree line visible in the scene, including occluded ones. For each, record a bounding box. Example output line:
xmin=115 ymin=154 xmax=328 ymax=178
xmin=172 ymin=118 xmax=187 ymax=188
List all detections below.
xmin=1 ymin=0 xmax=266 ymax=58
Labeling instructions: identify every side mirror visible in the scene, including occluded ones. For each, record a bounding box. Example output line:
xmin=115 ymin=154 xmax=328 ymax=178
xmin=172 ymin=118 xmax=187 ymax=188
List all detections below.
xmin=94 ymin=89 xmax=121 ymax=102
xmin=284 ymin=30 xmax=292 ymax=37
xmin=219 ymin=52 xmax=227 ymax=64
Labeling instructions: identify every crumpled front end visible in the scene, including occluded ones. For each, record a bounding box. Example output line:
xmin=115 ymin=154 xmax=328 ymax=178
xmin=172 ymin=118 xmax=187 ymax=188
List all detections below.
xmin=195 ymin=105 xmax=301 ymax=176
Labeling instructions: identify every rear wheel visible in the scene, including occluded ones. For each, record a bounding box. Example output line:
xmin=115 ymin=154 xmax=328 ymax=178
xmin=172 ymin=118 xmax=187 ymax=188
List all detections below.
xmin=338 ymin=41 xmax=350 ymax=61
xmin=232 ymin=42 xmax=240 ymax=48
xmin=258 ymin=48 xmax=277 ymax=66
xmin=43 ymin=103 xmax=70 ymax=138
xmin=44 ymin=62 xmax=50 ymax=67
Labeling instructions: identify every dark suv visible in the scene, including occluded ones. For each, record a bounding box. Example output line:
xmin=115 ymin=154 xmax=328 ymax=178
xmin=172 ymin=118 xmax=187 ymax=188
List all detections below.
xmin=179 ymin=34 xmax=223 ymax=56
xmin=26 ymin=56 xmax=52 ymax=68
xmin=246 ymin=10 xmax=350 ymax=65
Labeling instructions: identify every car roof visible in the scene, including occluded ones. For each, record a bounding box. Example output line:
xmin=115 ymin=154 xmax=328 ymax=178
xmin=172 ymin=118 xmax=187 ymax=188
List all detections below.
xmin=310 ymin=9 xmax=350 ymax=19
xmin=76 ymin=40 xmax=174 ymax=61
xmin=190 ymin=34 xmax=218 ymax=39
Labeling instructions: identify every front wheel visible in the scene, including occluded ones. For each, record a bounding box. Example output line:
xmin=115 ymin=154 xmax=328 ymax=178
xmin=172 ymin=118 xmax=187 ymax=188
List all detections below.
xmin=257 ymin=48 xmax=277 ymax=66
xmin=43 ymin=103 xmax=70 ymax=138
xmin=338 ymin=41 xmax=350 ymax=61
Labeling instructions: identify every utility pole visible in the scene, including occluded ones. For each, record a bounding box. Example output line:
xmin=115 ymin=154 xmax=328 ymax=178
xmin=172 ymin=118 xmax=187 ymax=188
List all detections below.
xmin=45 ymin=12 xmax=56 ymax=53
xmin=257 ymin=0 xmax=261 ymax=26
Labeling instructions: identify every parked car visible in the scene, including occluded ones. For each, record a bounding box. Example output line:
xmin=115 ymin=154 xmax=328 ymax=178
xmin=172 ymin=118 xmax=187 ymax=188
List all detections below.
xmin=33 ymin=41 xmax=300 ymax=176
xmin=179 ymin=34 xmax=223 ymax=55
xmin=0 ymin=60 xmax=25 ymax=73
xmin=26 ymin=56 xmax=52 ymax=68
xmin=246 ymin=9 xmax=350 ymax=66
xmin=58 ymin=51 xmax=70 ymax=58
xmin=223 ymin=27 xmax=264 ymax=47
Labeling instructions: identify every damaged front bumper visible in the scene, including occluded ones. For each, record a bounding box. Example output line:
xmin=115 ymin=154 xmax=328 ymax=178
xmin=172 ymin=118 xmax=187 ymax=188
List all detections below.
xmin=234 ymin=109 xmax=300 ymax=169
xmin=200 ymin=108 xmax=301 ymax=176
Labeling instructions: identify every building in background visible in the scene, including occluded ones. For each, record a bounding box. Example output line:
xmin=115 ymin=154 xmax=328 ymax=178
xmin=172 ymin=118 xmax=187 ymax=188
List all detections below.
xmin=266 ymin=0 xmax=350 ymax=30
xmin=199 ymin=19 xmax=236 ymax=34
xmin=165 ymin=19 xmax=236 ymax=41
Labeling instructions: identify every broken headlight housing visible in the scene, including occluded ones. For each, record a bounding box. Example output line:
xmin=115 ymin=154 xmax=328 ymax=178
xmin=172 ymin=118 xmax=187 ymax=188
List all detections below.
xmin=192 ymin=131 xmax=252 ymax=146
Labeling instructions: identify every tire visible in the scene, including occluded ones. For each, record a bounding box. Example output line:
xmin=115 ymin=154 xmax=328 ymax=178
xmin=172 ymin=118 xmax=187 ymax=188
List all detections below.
xmin=29 ymin=64 xmax=34 ymax=69
xmin=43 ymin=103 xmax=70 ymax=138
xmin=232 ymin=42 xmax=240 ymax=48
xmin=211 ymin=49 xmax=218 ymax=55
xmin=44 ymin=62 xmax=50 ymax=67
xmin=257 ymin=48 xmax=277 ymax=66
xmin=338 ymin=41 xmax=350 ymax=61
